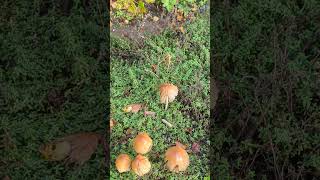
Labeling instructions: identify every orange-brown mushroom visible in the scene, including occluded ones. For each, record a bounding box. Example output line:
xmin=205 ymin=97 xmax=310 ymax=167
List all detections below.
xmin=115 ymin=154 xmax=132 ymax=173
xmin=131 ymin=154 xmax=151 ymax=176
xmin=159 ymin=83 xmax=178 ymax=110
xmin=133 ymin=132 xmax=153 ymax=154
xmin=165 ymin=143 xmax=190 ymax=172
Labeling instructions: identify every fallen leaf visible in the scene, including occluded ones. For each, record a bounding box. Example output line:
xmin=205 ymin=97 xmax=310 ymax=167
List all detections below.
xmin=125 ymin=128 xmax=133 ymax=135
xmin=179 ymin=26 xmax=185 ymax=34
xmin=191 ymin=142 xmax=200 ymax=154
xmin=145 ymin=0 xmax=155 ymax=3
xmin=39 ymin=141 xmax=71 ymax=161
xmin=185 ymin=128 xmax=193 ymax=133
xmin=39 ymin=132 xmax=102 ymax=165
xmin=191 ymin=4 xmax=198 ymax=12
xmin=153 ymin=16 xmax=159 ymax=22
xmin=144 ymin=111 xmax=156 ymax=117
xmin=177 ymin=14 xmax=183 ymax=21
xmin=176 ymin=10 xmax=184 ymax=21
xmin=2 ymin=175 xmax=10 ymax=180
xmin=151 ymin=64 xmax=157 ymax=73
xmin=110 ymin=0 xmax=116 ymax=9
xmin=123 ymin=103 xmax=144 ymax=113
xmin=110 ymin=119 xmax=117 ymax=130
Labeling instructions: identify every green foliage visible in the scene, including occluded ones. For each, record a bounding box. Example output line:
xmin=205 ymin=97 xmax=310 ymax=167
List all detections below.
xmin=161 ymin=0 xmax=177 ymax=12
xmin=110 ymin=13 xmax=209 ymax=179
xmin=111 ymin=0 xmax=208 ymax=21
xmin=211 ymin=0 xmax=320 ymax=179
xmin=0 ymin=0 xmax=108 ymax=179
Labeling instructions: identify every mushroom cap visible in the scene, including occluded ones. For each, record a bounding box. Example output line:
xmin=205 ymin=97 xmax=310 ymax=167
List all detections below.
xmin=133 ymin=132 xmax=153 ymax=154
xmin=131 ymin=154 xmax=151 ymax=176
xmin=159 ymin=83 xmax=179 ymax=103
xmin=165 ymin=145 xmax=190 ymax=172
xmin=115 ymin=154 xmax=132 ymax=173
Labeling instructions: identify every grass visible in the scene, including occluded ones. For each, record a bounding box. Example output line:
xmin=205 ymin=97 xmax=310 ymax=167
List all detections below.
xmin=0 ymin=0 xmax=108 ymax=179
xmin=110 ymin=14 xmax=210 ymax=179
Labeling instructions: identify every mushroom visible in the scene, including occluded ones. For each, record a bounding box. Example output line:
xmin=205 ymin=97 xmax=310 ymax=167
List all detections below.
xmin=131 ymin=154 xmax=151 ymax=176
xmin=159 ymin=83 xmax=179 ymax=110
xmin=165 ymin=143 xmax=190 ymax=172
xmin=133 ymin=132 xmax=153 ymax=154
xmin=115 ymin=154 xmax=132 ymax=173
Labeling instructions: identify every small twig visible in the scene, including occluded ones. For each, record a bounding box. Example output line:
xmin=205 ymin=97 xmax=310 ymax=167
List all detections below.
xmin=161 ymin=119 xmax=173 ymax=127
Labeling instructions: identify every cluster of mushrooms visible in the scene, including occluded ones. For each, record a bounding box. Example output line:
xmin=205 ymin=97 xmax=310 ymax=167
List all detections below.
xmin=115 ymin=83 xmax=190 ymax=176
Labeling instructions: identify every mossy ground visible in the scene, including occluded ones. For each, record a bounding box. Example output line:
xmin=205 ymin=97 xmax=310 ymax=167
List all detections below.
xmin=110 ymin=14 xmax=210 ymax=179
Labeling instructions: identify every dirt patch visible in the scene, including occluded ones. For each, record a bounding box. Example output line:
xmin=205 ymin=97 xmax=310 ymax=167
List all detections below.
xmin=111 ymin=4 xmax=208 ymax=44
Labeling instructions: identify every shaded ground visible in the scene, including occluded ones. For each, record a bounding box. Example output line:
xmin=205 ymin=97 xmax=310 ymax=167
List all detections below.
xmin=0 ymin=1 xmax=108 ymax=179
xmin=211 ymin=0 xmax=320 ymax=179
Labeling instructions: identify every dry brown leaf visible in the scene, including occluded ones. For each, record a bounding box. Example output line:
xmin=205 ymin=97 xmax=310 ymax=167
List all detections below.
xmin=179 ymin=26 xmax=185 ymax=34
xmin=110 ymin=0 xmax=116 ymax=9
xmin=39 ymin=132 xmax=102 ymax=165
xmin=39 ymin=141 xmax=71 ymax=161
xmin=123 ymin=103 xmax=144 ymax=113
xmin=191 ymin=4 xmax=198 ymax=12
xmin=191 ymin=142 xmax=200 ymax=154
xmin=2 ymin=175 xmax=10 ymax=180
xmin=110 ymin=119 xmax=117 ymax=130
xmin=176 ymin=10 xmax=184 ymax=22
xmin=62 ymin=132 xmax=102 ymax=165
xmin=151 ymin=64 xmax=157 ymax=73
xmin=144 ymin=111 xmax=156 ymax=117
xmin=177 ymin=14 xmax=183 ymax=21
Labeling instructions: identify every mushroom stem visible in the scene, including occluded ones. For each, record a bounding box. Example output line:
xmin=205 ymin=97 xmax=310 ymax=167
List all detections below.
xmin=165 ymin=96 xmax=168 ymax=110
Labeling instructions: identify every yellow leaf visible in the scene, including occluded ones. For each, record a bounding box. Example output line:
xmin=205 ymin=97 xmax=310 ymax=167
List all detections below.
xmin=145 ymin=0 xmax=155 ymax=3
xmin=179 ymin=26 xmax=185 ymax=34
xmin=153 ymin=16 xmax=159 ymax=22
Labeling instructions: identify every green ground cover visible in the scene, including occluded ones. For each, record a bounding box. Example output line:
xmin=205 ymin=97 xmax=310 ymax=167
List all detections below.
xmin=1 ymin=1 xmax=108 ymax=179
xmin=110 ymin=14 xmax=210 ymax=179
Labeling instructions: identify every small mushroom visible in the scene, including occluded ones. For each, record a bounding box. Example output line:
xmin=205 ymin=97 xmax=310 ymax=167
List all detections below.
xmin=165 ymin=143 xmax=190 ymax=172
xmin=115 ymin=154 xmax=132 ymax=173
xmin=159 ymin=83 xmax=179 ymax=110
xmin=133 ymin=132 xmax=153 ymax=154
xmin=131 ymin=154 xmax=151 ymax=176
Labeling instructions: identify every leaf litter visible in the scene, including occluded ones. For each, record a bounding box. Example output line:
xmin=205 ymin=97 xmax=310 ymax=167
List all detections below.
xmin=39 ymin=132 xmax=104 ymax=165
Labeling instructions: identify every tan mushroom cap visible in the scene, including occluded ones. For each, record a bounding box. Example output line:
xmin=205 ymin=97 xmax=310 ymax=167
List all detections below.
xmin=131 ymin=154 xmax=151 ymax=176
xmin=133 ymin=132 xmax=153 ymax=154
xmin=159 ymin=83 xmax=178 ymax=109
xmin=115 ymin=154 xmax=132 ymax=173
xmin=165 ymin=145 xmax=190 ymax=172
